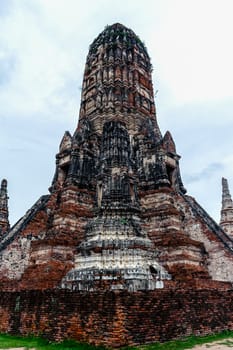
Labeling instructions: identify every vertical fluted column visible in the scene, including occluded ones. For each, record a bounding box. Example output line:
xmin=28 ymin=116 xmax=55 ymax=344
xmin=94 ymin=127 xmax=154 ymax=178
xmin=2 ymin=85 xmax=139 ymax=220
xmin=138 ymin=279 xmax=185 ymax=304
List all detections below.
xmin=220 ymin=177 xmax=233 ymax=238
xmin=0 ymin=179 xmax=10 ymax=238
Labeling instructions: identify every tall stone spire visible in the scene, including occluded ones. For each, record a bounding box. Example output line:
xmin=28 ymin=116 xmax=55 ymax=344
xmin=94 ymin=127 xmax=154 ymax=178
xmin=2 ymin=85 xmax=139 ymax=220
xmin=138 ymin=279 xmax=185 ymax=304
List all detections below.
xmin=59 ymin=24 xmax=174 ymax=291
xmin=0 ymin=179 xmax=9 ymax=238
xmin=51 ymin=23 xmax=185 ymax=195
xmin=1 ymin=23 xmax=226 ymax=295
xmin=78 ymin=23 xmax=161 ymax=139
xmin=220 ymin=177 xmax=233 ymax=238
xmin=52 ymin=23 xmax=189 ymax=291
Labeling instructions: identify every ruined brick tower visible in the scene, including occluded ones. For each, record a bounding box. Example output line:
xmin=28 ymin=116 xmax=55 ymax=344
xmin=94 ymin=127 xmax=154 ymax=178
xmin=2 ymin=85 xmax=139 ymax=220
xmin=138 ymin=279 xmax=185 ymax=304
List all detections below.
xmin=220 ymin=177 xmax=233 ymax=238
xmin=0 ymin=179 xmax=9 ymax=239
xmin=1 ymin=23 xmax=233 ymax=292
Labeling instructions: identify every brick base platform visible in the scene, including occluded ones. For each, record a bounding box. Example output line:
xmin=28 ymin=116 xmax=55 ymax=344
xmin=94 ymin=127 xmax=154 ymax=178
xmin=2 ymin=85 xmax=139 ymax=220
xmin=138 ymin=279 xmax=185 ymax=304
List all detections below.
xmin=1 ymin=286 xmax=233 ymax=347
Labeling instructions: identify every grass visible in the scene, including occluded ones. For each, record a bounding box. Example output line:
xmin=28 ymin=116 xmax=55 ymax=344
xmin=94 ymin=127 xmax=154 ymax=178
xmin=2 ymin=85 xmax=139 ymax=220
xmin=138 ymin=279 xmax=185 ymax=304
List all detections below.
xmin=0 ymin=334 xmax=105 ymax=350
xmin=128 ymin=330 xmax=233 ymax=349
xmin=1 ymin=331 xmax=233 ymax=349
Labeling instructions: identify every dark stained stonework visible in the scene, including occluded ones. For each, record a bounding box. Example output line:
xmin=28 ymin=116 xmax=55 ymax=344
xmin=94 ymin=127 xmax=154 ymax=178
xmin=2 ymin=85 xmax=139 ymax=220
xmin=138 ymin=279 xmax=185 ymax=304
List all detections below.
xmin=220 ymin=177 xmax=233 ymax=238
xmin=0 ymin=179 xmax=9 ymax=239
xmin=0 ymin=23 xmax=233 ymax=346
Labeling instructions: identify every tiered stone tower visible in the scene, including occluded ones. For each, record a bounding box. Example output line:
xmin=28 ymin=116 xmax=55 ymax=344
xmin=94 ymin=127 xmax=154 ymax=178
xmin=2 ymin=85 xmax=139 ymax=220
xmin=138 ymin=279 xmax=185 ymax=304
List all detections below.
xmin=1 ymin=23 xmax=233 ymax=292
xmin=220 ymin=178 xmax=233 ymax=238
xmin=57 ymin=23 xmax=176 ymax=290
xmin=0 ymin=179 xmax=9 ymax=238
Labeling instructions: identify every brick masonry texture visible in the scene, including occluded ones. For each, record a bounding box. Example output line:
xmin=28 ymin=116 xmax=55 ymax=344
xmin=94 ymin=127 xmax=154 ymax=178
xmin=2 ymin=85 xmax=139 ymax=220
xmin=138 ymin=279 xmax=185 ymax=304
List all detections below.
xmin=1 ymin=23 xmax=233 ymax=348
xmin=1 ymin=23 xmax=233 ymax=291
xmin=0 ymin=287 xmax=233 ymax=347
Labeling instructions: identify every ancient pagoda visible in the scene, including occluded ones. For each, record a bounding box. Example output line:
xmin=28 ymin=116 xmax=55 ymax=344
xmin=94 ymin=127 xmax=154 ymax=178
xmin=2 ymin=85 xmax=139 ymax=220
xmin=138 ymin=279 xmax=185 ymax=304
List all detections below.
xmin=1 ymin=23 xmax=233 ymax=292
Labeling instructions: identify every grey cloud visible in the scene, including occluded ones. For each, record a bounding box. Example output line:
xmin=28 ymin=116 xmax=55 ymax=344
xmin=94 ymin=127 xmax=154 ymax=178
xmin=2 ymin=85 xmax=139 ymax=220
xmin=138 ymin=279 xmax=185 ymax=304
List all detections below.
xmin=185 ymin=162 xmax=224 ymax=184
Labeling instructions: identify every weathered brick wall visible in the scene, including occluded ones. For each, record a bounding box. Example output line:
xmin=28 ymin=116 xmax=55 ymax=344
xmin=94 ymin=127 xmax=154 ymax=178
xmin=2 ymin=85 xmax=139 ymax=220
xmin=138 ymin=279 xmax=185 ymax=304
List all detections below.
xmin=0 ymin=288 xmax=233 ymax=347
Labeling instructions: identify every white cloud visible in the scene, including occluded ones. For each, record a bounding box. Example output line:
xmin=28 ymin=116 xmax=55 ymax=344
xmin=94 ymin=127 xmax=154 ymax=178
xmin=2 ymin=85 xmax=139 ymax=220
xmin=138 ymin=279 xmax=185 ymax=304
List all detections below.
xmin=0 ymin=1 xmax=80 ymax=121
xmin=152 ymin=0 xmax=233 ymax=104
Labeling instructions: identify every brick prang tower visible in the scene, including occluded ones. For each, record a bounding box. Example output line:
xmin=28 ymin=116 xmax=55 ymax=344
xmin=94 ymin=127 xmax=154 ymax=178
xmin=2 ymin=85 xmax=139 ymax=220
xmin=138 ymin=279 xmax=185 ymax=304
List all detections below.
xmin=56 ymin=23 xmax=189 ymax=290
xmin=0 ymin=179 xmax=9 ymax=238
xmin=220 ymin=177 xmax=233 ymax=238
xmin=1 ymin=23 xmax=233 ymax=292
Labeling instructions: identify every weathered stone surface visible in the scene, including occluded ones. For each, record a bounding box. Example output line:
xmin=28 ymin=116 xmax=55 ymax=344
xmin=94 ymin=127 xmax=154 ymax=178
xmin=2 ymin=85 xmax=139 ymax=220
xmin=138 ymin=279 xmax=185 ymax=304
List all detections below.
xmin=0 ymin=22 xmax=233 ymax=346
xmin=1 ymin=23 xmax=233 ymax=291
xmin=0 ymin=179 xmax=9 ymax=238
xmin=220 ymin=177 xmax=233 ymax=238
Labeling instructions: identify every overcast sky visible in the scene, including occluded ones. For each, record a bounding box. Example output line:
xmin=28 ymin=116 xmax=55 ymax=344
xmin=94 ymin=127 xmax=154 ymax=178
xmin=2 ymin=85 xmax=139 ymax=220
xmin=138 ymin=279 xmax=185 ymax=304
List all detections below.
xmin=1 ymin=0 xmax=233 ymax=225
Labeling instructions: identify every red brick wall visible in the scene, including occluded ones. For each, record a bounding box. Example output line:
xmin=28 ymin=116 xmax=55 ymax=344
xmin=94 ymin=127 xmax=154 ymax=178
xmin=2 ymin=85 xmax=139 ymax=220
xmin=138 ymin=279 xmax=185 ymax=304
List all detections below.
xmin=0 ymin=288 xmax=233 ymax=347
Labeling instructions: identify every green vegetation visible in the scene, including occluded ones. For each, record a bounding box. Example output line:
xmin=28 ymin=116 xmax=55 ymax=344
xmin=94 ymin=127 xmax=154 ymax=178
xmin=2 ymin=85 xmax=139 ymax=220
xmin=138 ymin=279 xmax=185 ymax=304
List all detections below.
xmin=0 ymin=334 xmax=105 ymax=350
xmin=128 ymin=330 xmax=233 ymax=349
xmin=1 ymin=331 xmax=233 ymax=349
